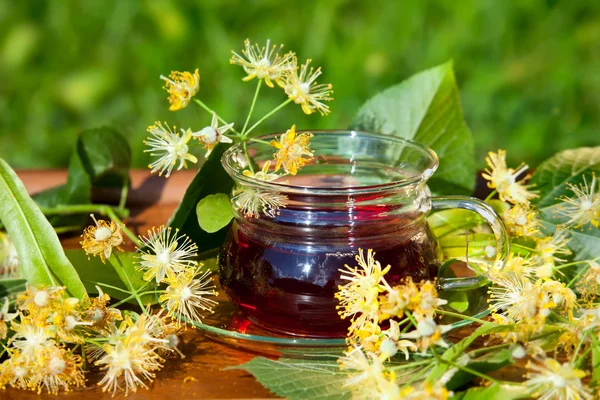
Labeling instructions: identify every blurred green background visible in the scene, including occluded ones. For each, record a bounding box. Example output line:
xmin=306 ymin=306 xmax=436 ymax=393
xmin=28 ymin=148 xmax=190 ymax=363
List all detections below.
xmin=1 ymin=0 xmax=599 ymax=169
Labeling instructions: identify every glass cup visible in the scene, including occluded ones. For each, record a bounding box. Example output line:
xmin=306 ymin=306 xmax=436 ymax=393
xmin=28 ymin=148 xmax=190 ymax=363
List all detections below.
xmin=219 ymin=131 xmax=509 ymax=337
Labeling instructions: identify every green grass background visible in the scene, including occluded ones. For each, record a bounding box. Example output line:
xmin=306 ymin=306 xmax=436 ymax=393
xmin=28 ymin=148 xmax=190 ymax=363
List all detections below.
xmin=1 ymin=0 xmax=599 ymax=169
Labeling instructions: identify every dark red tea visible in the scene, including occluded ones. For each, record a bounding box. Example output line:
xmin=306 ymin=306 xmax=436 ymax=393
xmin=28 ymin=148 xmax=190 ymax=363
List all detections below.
xmin=218 ymin=192 xmax=442 ymax=338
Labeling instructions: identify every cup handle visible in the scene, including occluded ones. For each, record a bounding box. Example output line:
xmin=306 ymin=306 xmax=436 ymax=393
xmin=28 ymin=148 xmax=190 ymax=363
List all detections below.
xmin=431 ymin=195 xmax=510 ymax=291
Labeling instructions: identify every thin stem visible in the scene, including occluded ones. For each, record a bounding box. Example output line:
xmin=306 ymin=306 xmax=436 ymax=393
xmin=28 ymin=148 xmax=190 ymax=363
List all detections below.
xmin=241 ymin=80 xmax=262 ymax=135
xmin=112 ymin=253 xmax=148 ymax=315
xmin=555 ymin=259 xmax=597 ymax=271
xmin=484 ymin=190 xmax=498 ymax=202
xmin=571 ymin=332 xmax=587 ymax=364
xmin=247 ymin=137 xmax=272 ymax=146
xmin=566 ymin=265 xmax=589 ymax=288
xmin=436 ymin=309 xmax=489 ymax=325
xmin=86 ymin=281 xmax=132 ymax=294
xmin=431 ymin=347 xmax=501 ymax=384
xmin=39 ymin=204 xmax=129 ymax=219
xmin=119 ymin=180 xmax=130 ymax=210
xmin=388 ymin=359 xmax=432 ymax=371
xmin=54 ymin=225 xmax=84 ymax=234
xmin=244 ymin=98 xmax=292 ymax=137
xmin=242 ymin=141 xmax=255 ymax=174
xmin=193 ymin=99 xmax=240 ymax=135
xmin=468 ymin=342 xmax=510 ymax=357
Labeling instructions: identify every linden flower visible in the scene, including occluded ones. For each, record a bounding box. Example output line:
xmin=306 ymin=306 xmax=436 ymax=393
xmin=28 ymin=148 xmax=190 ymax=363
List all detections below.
xmin=160 ymin=69 xmax=200 ymax=111
xmin=137 ymin=226 xmax=198 ymax=284
xmin=0 ymin=298 xmax=18 ymax=340
xmin=37 ymin=344 xmax=86 ymax=395
xmin=534 ymin=230 xmax=571 ymax=265
xmin=336 ymin=249 xmax=391 ymax=334
xmin=230 ymin=39 xmax=294 ymax=88
xmin=269 ymin=125 xmax=314 ymax=175
xmin=80 ymin=214 xmax=124 ymax=263
xmin=0 ymin=232 xmax=19 ymax=278
xmin=402 ymin=383 xmax=453 ymax=400
xmin=503 ymin=203 xmax=541 ymax=238
xmin=10 ymin=321 xmax=54 ymax=361
xmin=17 ymin=283 xmax=64 ymax=315
xmin=160 ymin=267 xmax=218 ymax=324
xmin=339 ymin=347 xmax=400 ymax=400
xmin=83 ymin=286 xmax=122 ymax=333
xmin=482 ymin=150 xmax=538 ymax=204
xmin=282 ymin=57 xmax=334 ymax=115
xmin=189 ymin=112 xmax=234 ymax=157
xmin=555 ymin=174 xmax=600 ymax=229
xmin=525 ymin=358 xmax=592 ymax=400
xmin=96 ymin=337 xmax=164 ymax=396
xmin=232 ymin=186 xmax=288 ymax=218
xmin=576 ymin=260 xmax=600 ymax=299
xmin=401 ymin=318 xmax=453 ymax=352
xmin=243 ymin=160 xmax=281 ymax=182
xmin=144 ymin=121 xmax=198 ymax=178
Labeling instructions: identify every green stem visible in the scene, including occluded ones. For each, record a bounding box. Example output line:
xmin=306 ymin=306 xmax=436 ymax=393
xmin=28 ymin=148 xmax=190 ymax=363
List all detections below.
xmin=119 ymin=180 xmax=130 ymax=210
xmin=468 ymin=343 xmax=510 ymax=357
xmin=484 ymin=190 xmax=498 ymax=202
xmin=106 ymin=208 xmax=142 ymax=248
xmin=39 ymin=204 xmax=129 ymax=219
xmin=436 ymin=309 xmax=489 ymax=325
xmin=431 ymin=347 xmax=501 ymax=384
xmin=555 ymin=259 xmax=598 ymax=271
xmin=241 ymin=80 xmax=262 ymax=135
xmin=244 ymin=98 xmax=292 ymax=137
xmin=54 ymin=225 xmax=84 ymax=234
xmin=112 ymin=252 xmax=148 ymax=315
xmin=242 ymin=141 xmax=255 ymax=174
xmin=566 ymin=265 xmax=589 ymax=288
xmin=193 ymin=99 xmax=240 ymax=135
xmin=388 ymin=359 xmax=432 ymax=371
xmin=87 ymin=280 xmax=133 ymax=294
xmin=247 ymin=137 xmax=272 ymax=146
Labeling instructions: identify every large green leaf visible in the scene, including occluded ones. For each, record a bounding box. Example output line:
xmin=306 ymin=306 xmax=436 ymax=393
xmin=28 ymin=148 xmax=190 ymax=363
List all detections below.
xmin=445 ymin=349 xmax=512 ymax=390
xmin=0 ymin=158 xmax=87 ymax=299
xmin=530 ymin=147 xmax=600 ymax=260
xmin=168 ymin=144 xmax=235 ymax=251
xmin=453 ymin=383 xmax=529 ymax=400
xmin=232 ymin=357 xmax=351 ymax=400
xmin=351 ymin=61 xmax=475 ymax=195
xmin=0 ymin=277 xmax=27 ymax=298
xmin=66 ymin=249 xmax=153 ymax=304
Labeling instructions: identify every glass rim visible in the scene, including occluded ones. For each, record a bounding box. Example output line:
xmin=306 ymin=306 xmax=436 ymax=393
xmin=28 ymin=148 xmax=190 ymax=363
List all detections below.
xmin=221 ymin=130 xmax=439 ymax=195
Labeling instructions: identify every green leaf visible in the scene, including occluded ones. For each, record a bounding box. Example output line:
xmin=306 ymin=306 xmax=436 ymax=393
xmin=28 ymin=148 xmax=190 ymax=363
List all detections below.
xmin=426 ymin=323 xmax=513 ymax=384
xmin=530 ymin=147 xmax=600 ymax=260
xmin=196 ymin=193 xmax=234 ymax=233
xmin=446 ymin=349 xmax=512 ymax=390
xmin=0 ymin=278 xmax=27 ymax=298
xmin=231 ymin=357 xmax=352 ymax=400
xmin=65 ymin=249 xmax=153 ymax=304
xmin=591 ymin=342 xmax=600 ymax=387
xmin=168 ymin=144 xmax=235 ymax=252
xmin=351 ymin=61 xmax=475 ymax=195
xmin=445 ymin=291 xmax=469 ymax=313
xmin=0 ymin=158 xmax=87 ymax=299
xmin=77 ymin=126 xmax=131 ymax=188
xmin=453 ymin=383 xmax=530 ymax=400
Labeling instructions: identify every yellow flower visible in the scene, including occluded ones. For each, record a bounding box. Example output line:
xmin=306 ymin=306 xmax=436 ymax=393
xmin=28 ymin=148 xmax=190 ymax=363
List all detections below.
xmin=10 ymin=320 xmax=55 ymax=361
xmin=232 ymin=186 xmax=288 ymax=218
xmin=269 ymin=125 xmax=314 ymax=175
xmin=482 ymin=150 xmax=538 ymax=204
xmin=554 ymin=174 xmax=600 ymax=229
xmin=80 ymin=215 xmax=124 ymax=263
xmin=96 ymin=336 xmax=164 ymax=396
xmin=401 ymin=318 xmax=452 ymax=352
xmin=282 ymin=57 xmax=334 ymax=115
xmin=243 ymin=160 xmax=282 ymax=182
xmin=575 ymin=260 xmax=600 ymax=300
xmin=160 ymin=267 xmax=218 ymax=324
xmin=160 ymin=69 xmax=200 ymax=111
xmin=0 ymin=298 xmax=18 ymax=340
xmin=503 ymin=203 xmax=541 ymax=237
xmin=82 ymin=286 xmax=122 ymax=334
xmin=525 ymin=357 xmax=592 ymax=400
xmin=189 ymin=112 xmax=234 ymax=157
xmin=16 ymin=284 xmax=64 ymax=318
xmin=335 ymin=249 xmax=390 ymax=335
xmin=0 ymin=232 xmax=19 ymax=278
xmin=144 ymin=121 xmax=198 ymax=178
xmin=534 ymin=230 xmax=571 ymax=265
xmin=230 ymin=39 xmax=294 ymax=88
xmin=403 ymin=383 xmax=453 ymax=400
xmin=339 ymin=347 xmax=400 ymax=400
xmin=137 ymin=226 xmax=198 ymax=284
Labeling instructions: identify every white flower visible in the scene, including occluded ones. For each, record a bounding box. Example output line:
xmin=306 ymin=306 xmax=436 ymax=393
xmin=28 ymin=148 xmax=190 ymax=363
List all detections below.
xmin=282 ymin=58 xmax=334 ymax=115
xmin=481 ymin=150 xmax=538 ymax=204
xmin=339 ymin=347 xmax=400 ymax=400
xmin=534 ymin=230 xmax=572 ymax=265
xmin=401 ymin=318 xmax=452 ymax=351
xmin=555 ymin=174 xmax=600 ymax=229
xmin=160 ymin=267 xmax=218 ymax=324
xmin=190 ymin=112 xmax=234 ymax=157
xmin=137 ymin=226 xmax=198 ymax=284
xmin=525 ymin=357 xmax=592 ymax=400
xmin=144 ymin=121 xmax=198 ymax=178
xmin=230 ymin=39 xmax=294 ymax=88
xmin=232 ymin=186 xmax=287 ymax=218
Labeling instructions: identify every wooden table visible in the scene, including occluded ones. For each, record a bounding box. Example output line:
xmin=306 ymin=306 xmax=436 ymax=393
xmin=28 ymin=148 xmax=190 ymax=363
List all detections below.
xmin=4 ymin=170 xmax=277 ymax=400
